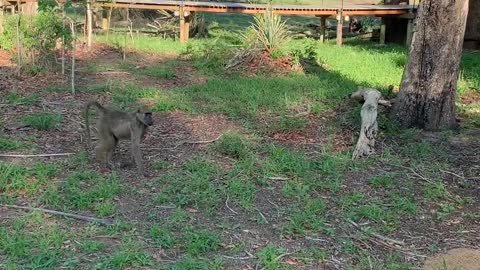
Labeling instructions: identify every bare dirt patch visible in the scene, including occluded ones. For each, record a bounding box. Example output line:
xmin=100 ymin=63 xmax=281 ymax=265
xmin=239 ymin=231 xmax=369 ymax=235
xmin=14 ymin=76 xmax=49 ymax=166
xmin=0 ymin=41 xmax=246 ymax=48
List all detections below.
xmin=460 ymin=88 xmax=480 ymax=105
xmin=423 ymin=248 xmax=480 ymax=270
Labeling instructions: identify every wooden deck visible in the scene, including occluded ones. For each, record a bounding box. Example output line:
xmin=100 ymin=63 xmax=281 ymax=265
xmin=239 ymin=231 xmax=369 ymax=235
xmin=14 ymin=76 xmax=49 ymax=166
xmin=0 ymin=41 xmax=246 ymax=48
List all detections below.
xmin=94 ymin=0 xmax=416 ymax=16
xmin=91 ymin=0 xmax=417 ymax=44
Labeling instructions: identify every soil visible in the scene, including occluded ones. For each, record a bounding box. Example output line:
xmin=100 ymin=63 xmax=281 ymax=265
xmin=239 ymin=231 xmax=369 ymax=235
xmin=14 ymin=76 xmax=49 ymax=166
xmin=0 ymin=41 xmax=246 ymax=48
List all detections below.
xmin=423 ymin=248 xmax=480 ymax=270
xmin=1 ymin=44 xmax=480 ymax=269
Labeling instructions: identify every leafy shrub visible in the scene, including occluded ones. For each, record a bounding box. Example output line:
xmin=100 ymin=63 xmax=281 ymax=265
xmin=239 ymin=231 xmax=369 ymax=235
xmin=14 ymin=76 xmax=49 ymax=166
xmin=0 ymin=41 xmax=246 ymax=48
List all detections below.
xmin=0 ymin=9 xmax=71 ymax=70
xmin=183 ymin=39 xmax=234 ymax=73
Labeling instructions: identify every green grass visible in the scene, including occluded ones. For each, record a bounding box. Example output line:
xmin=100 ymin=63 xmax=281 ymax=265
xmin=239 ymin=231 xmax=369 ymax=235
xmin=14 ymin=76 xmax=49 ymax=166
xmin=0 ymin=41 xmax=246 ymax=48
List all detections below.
xmin=369 ymin=173 xmax=395 ymax=189
xmin=95 ymin=34 xmax=185 ymax=54
xmin=149 ymin=225 xmax=176 ymax=249
xmin=226 ymin=178 xmax=256 ymax=209
xmin=284 ymin=198 xmax=328 ymax=235
xmin=257 ymin=244 xmax=288 ymax=270
xmin=3 ymin=91 xmax=40 ymax=105
xmin=2 ymin=16 xmax=479 ymax=270
xmin=213 ymin=131 xmax=251 ymax=159
xmin=137 ymin=60 xmax=177 ymax=79
xmin=153 ymin=158 xmax=221 ymax=212
xmin=22 ymin=112 xmax=62 ymax=131
xmin=0 ymin=136 xmax=29 ymax=151
xmin=184 ymin=228 xmax=221 ymax=255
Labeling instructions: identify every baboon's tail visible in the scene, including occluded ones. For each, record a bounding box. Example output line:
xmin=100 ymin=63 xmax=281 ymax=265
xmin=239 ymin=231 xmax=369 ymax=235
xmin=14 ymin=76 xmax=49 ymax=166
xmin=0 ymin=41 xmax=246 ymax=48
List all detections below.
xmin=84 ymin=101 xmax=106 ymax=147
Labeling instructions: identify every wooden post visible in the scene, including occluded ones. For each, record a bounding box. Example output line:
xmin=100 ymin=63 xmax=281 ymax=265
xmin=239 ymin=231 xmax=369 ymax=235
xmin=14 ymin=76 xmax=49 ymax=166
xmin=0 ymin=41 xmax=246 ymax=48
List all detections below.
xmin=336 ymin=9 xmax=343 ymax=46
xmin=184 ymin=11 xmax=192 ymax=42
xmin=406 ymin=19 xmax=413 ymax=47
xmin=86 ymin=0 xmax=93 ymax=49
xmin=179 ymin=6 xmax=187 ymax=43
xmin=319 ymin=16 xmax=326 ymax=43
xmin=0 ymin=7 xmax=4 ymax=34
xmin=101 ymin=8 xmax=108 ymax=33
xmin=380 ymin=19 xmax=386 ymax=45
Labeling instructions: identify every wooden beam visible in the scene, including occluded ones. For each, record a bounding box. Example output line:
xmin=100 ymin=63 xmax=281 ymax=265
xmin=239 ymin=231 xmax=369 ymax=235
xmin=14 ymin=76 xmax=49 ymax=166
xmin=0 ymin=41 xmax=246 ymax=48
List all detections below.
xmin=92 ymin=2 xmax=411 ymax=17
xmin=319 ymin=16 xmax=326 ymax=43
xmin=179 ymin=6 xmax=186 ymax=43
xmin=406 ymin=19 xmax=413 ymax=47
xmin=380 ymin=20 xmax=386 ymax=45
xmin=336 ymin=9 xmax=343 ymax=47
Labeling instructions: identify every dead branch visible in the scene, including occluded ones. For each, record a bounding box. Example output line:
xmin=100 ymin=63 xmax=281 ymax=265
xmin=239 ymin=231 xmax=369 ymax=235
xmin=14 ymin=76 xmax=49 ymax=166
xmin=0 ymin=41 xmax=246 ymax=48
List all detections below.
xmin=225 ymin=48 xmax=259 ymax=70
xmin=267 ymin=176 xmax=290 ymax=181
xmin=305 ymin=236 xmax=329 ymax=242
xmin=225 ymin=195 xmax=238 ymax=215
xmin=347 ymin=219 xmax=405 ymax=246
xmin=1 ymin=204 xmax=114 ymax=225
xmin=274 ymin=251 xmax=297 ymax=263
xmin=222 ymin=255 xmax=255 ymax=260
xmin=185 ymin=134 xmax=223 ymax=144
xmin=0 ymin=153 xmax=74 ymax=158
xmin=351 ymin=87 xmax=384 ymax=159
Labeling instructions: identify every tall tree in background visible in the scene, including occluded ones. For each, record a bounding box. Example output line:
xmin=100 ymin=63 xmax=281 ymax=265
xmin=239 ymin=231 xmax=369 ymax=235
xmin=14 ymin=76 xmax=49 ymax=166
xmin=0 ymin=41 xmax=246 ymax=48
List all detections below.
xmin=391 ymin=0 xmax=469 ymax=131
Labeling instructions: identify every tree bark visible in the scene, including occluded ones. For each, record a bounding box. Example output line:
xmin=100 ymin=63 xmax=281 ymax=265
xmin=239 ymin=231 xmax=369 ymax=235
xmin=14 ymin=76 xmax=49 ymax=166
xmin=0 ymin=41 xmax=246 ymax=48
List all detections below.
xmin=391 ymin=0 xmax=469 ymax=131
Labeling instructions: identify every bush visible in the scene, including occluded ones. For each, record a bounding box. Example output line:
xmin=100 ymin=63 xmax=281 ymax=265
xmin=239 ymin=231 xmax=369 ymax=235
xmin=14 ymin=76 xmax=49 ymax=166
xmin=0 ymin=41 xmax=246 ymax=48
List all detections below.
xmin=0 ymin=9 xmax=71 ymax=70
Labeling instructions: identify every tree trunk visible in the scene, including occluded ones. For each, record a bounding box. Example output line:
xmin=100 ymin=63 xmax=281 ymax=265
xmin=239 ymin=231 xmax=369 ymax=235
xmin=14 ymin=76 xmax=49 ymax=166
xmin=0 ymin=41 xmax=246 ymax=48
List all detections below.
xmin=391 ymin=0 xmax=469 ymax=131
xmin=86 ymin=0 xmax=93 ymax=49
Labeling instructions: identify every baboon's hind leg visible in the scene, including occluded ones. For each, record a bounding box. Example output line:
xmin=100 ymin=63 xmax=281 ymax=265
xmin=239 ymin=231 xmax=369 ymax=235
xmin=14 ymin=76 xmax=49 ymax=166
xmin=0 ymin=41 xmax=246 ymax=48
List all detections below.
xmin=96 ymin=134 xmax=117 ymax=170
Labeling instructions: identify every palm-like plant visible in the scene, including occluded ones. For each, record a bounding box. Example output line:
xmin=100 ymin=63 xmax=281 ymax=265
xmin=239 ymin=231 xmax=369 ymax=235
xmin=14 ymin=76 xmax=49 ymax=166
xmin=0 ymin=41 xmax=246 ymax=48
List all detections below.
xmin=249 ymin=4 xmax=289 ymax=52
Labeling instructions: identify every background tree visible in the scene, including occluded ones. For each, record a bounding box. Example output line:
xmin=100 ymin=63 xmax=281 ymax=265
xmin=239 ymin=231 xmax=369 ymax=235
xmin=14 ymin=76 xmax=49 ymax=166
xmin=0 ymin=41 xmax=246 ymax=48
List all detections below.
xmin=391 ymin=0 xmax=469 ymax=131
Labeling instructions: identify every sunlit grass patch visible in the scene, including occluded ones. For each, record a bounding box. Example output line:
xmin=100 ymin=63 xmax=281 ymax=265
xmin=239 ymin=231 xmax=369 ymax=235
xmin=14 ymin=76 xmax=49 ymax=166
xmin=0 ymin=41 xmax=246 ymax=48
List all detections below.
xmin=153 ymin=158 xmax=221 ymax=212
xmin=22 ymin=112 xmax=62 ymax=131
xmin=0 ymin=136 xmax=30 ymax=151
xmin=212 ymin=131 xmax=251 ymax=159
xmin=136 ymin=60 xmax=177 ymax=79
xmin=3 ymin=91 xmax=40 ymax=105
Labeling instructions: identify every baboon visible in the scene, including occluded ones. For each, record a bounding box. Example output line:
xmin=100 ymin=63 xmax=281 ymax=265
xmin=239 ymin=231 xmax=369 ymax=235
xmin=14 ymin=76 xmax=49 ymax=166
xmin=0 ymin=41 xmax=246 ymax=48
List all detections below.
xmin=349 ymin=18 xmax=362 ymax=33
xmin=84 ymin=101 xmax=153 ymax=176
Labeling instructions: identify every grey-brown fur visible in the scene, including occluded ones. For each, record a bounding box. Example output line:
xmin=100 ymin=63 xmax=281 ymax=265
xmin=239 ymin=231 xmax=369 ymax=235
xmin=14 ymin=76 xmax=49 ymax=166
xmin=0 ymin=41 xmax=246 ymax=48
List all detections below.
xmin=84 ymin=101 xmax=153 ymax=176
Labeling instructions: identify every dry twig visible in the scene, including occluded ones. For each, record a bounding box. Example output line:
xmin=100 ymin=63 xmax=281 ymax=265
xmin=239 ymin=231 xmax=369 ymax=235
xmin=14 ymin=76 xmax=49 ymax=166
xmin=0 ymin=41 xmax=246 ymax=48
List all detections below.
xmin=225 ymin=195 xmax=238 ymax=215
xmin=0 ymin=153 xmax=74 ymax=158
xmin=1 ymin=204 xmax=114 ymax=225
xmin=347 ymin=219 xmax=405 ymax=246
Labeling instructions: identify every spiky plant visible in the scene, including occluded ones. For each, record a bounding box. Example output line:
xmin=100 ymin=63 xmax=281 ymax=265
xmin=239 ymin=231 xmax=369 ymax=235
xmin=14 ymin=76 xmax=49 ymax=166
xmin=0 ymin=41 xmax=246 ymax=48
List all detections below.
xmin=249 ymin=4 xmax=289 ymax=52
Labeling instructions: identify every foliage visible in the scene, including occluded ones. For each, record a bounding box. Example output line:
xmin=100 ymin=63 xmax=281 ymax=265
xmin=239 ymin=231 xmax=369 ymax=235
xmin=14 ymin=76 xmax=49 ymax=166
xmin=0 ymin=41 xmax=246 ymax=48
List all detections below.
xmin=358 ymin=17 xmax=381 ymax=33
xmin=183 ymin=38 xmax=235 ymax=73
xmin=0 ymin=10 xmax=71 ymax=70
xmin=22 ymin=113 xmax=62 ymax=131
xmin=247 ymin=5 xmax=289 ymax=52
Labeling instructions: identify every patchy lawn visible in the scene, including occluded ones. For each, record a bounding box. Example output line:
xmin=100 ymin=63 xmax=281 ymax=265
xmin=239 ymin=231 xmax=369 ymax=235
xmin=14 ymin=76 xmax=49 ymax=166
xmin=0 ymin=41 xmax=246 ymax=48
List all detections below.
xmin=0 ymin=36 xmax=479 ymax=270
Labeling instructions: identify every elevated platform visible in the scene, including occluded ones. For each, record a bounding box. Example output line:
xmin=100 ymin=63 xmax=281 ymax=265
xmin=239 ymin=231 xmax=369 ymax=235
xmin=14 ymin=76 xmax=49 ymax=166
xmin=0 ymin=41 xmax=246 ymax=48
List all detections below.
xmin=94 ymin=0 xmax=416 ymax=16
xmin=91 ymin=0 xmax=417 ymax=44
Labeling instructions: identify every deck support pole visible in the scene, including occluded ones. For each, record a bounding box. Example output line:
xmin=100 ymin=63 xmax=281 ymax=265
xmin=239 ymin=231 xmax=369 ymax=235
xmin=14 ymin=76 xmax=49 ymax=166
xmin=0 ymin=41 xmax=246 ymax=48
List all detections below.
xmin=380 ymin=18 xmax=386 ymax=45
xmin=406 ymin=19 xmax=413 ymax=47
xmin=86 ymin=0 xmax=93 ymax=49
xmin=179 ymin=7 xmax=191 ymax=43
xmin=319 ymin=16 xmax=327 ymax=43
xmin=336 ymin=9 xmax=343 ymax=46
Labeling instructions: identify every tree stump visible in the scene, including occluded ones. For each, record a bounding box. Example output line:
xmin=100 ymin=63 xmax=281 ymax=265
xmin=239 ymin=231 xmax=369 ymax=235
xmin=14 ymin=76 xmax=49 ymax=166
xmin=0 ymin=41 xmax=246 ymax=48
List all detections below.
xmin=352 ymin=88 xmax=383 ymax=159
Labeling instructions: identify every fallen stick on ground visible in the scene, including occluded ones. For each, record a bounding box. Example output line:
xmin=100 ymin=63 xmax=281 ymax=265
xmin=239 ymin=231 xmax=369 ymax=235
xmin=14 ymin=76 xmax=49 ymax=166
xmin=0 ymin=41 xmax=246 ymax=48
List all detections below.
xmin=1 ymin=204 xmax=114 ymax=225
xmin=185 ymin=134 xmax=223 ymax=144
xmin=0 ymin=153 xmax=74 ymax=158
xmin=347 ymin=219 xmax=405 ymax=246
